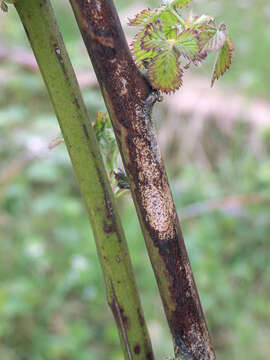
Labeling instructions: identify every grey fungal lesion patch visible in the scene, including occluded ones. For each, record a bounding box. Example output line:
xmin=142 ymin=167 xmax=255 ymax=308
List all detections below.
xmin=131 ymin=99 xmax=176 ymax=240
xmin=54 ymin=46 xmax=63 ymax=64
xmin=186 ymin=323 xmax=215 ymax=360
xmin=51 ymin=39 xmax=65 ymax=70
xmin=119 ymin=77 xmax=128 ymax=96
xmin=55 ymin=47 xmax=60 ymax=55
xmin=176 ymin=261 xmax=216 ymax=360
xmin=141 ymin=184 xmax=176 ymax=240
xmin=183 ymin=264 xmax=206 ymax=327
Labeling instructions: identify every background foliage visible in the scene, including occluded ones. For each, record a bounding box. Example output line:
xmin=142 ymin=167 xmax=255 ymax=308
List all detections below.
xmin=0 ymin=0 xmax=270 ymax=359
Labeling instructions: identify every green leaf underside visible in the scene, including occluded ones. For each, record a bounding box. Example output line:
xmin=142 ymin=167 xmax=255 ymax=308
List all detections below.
xmin=148 ymin=51 xmax=183 ymax=93
xmin=174 ymin=29 xmax=200 ymax=60
xmin=211 ymin=36 xmax=234 ymax=87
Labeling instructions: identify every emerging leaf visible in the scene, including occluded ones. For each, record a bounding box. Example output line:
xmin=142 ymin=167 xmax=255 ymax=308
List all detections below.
xmin=211 ymin=36 xmax=234 ymax=87
xmin=148 ymin=50 xmax=183 ymax=93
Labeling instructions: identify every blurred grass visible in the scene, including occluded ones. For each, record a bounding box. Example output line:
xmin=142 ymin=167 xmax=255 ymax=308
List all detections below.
xmin=1 ymin=1 xmax=270 ymax=360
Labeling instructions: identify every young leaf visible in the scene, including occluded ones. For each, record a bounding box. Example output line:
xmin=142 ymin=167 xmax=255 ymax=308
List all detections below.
xmin=174 ymin=29 xmax=200 ymax=61
xmin=196 ymin=22 xmax=217 ymax=51
xmin=189 ymin=14 xmax=214 ymax=28
xmin=211 ymin=36 xmax=234 ymax=87
xmin=205 ymin=23 xmax=227 ymax=53
xmin=141 ymin=22 xmax=169 ymax=51
xmin=131 ymin=30 xmax=158 ymax=69
xmin=148 ymin=50 xmax=183 ymax=93
xmin=159 ymin=8 xmax=183 ymax=37
xmin=128 ymin=4 xmax=165 ymax=29
xmin=159 ymin=8 xmax=180 ymax=25
xmin=128 ymin=8 xmax=153 ymax=27
xmin=169 ymin=0 xmax=192 ymax=9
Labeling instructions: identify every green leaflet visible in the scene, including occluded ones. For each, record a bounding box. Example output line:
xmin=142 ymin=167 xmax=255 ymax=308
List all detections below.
xmin=211 ymin=36 xmax=234 ymax=87
xmin=129 ymin=0 xmax=234 ymax=92
xmin=148 ymin=50 xmax=183 ymax=93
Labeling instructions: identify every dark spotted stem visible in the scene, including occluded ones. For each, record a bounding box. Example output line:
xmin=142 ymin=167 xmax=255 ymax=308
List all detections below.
xmin=14 ymin=1 xmax=154 ymax=359
xmin=68 ymin=1 xmax=216 ymax=359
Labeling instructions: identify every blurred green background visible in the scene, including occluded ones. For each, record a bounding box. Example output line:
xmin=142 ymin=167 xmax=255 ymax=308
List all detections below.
xmin=1 ymin=0 xmax=270 ymax=359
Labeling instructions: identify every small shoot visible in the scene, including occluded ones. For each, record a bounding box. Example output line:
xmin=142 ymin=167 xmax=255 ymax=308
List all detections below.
xmin=93 ymin=112 xmax=130 ymax=197
xmin=49 ymin=112 xmax=130 ymax=198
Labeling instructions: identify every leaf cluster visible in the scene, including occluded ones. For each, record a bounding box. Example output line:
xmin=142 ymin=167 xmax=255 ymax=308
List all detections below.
xmin=129 ymin=0 xmax=234 ymax=93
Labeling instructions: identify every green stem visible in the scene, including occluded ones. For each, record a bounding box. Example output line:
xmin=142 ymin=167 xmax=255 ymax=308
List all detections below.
xmin=14 ymin=1 xmax=154 ymax=359
xmin=68 ymin=1 xmax=216 ymax=359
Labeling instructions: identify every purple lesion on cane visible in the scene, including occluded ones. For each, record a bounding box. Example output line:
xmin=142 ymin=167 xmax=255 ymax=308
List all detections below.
xmin=82 ymin=124 xmax=89 ymax=139
xmin=134 ymin=344 xmax=141 ymax=354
